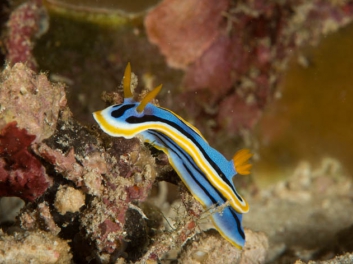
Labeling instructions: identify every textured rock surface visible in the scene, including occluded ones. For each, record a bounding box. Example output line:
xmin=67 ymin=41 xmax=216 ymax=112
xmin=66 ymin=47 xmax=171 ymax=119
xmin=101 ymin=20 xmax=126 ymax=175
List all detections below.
xmin=0 ymin=230 xmax=72 ymax=264
xmin=0 ymin=63 xmax=67 ymax=142
xmin=178 ymin=229 xmax=268 ymax=264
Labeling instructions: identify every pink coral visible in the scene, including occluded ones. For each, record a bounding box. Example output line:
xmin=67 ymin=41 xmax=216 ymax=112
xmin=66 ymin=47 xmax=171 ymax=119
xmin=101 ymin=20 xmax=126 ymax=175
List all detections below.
xmin=182 ymin=35 xmax=235 ymax=101
xmin=217 ymin=94 xmax=262 ymax=134
xmin=0 ymin=122 xmax=52 ymax=201
xmin=145 ymin=0 xmax=229 ymax=69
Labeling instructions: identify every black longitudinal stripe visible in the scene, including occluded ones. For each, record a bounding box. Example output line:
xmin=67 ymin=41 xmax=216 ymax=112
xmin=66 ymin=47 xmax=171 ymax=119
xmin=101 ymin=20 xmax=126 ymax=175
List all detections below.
xmin=126 ymin=114 xmax=243 ymax=202
xmin=229 ymin=208 xmax=245 ymax=239
xmin=150 ymin=131 xmax=208 ymax=187
xmin=182 ymin=161 xmax=245 ymax=240
xmin=150 ymin=131 xmax=245 ymax=239
xmin=111 ymin=104 xmax=135 ymax=118
xmin=161 ymin=107 xmax=204 ymax=140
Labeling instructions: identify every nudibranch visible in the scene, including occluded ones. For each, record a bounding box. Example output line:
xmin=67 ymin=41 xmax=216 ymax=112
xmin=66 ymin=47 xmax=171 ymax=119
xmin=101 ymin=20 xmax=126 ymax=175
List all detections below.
xmin=93 ymin=63 xmax=251 ymax=249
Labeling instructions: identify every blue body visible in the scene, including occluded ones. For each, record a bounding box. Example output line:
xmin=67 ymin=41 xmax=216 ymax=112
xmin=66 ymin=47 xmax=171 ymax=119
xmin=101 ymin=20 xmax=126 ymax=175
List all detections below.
xmin=96 ymin=100 xmax=247 ymax=248
xmin=93 ymin=64 xmax=249 ymax=249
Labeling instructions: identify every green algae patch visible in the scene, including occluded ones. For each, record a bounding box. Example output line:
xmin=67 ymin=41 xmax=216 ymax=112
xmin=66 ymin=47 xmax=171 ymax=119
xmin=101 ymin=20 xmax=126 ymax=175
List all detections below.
xmin=42 ymin=0 xmax=150 ymax=27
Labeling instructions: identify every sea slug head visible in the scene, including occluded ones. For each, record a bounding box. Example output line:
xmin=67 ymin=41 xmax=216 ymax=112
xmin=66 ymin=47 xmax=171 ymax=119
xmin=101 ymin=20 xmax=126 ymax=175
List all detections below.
xmin=93 ymin=63 xmax=162 ymax=138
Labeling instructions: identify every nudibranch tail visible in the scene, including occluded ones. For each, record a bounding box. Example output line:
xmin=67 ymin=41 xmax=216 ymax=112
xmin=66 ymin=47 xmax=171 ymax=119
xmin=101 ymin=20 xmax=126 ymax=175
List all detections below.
xmin=233 ymin=149 xmax=252 ymax=175
xmin=141 ymin=130 xmax=246 ymax=248
xmin=213 ymin=206 xmax=245 ymax=249
xmin=123 ymin=62 xmax=133 ymax=99
xmin=137 ymin=84 xmax=163 ymax=113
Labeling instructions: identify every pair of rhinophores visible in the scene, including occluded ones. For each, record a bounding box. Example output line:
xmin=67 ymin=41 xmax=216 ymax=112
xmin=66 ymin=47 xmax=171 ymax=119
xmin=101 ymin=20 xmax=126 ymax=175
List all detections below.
xmin=93 ymin=63 xmax=251 ymax=249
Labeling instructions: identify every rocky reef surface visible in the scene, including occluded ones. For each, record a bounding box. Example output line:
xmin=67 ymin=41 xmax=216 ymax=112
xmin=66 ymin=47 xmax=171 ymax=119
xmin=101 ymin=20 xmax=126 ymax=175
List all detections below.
xmin=1 ymin=0 xmax=353 ymax=263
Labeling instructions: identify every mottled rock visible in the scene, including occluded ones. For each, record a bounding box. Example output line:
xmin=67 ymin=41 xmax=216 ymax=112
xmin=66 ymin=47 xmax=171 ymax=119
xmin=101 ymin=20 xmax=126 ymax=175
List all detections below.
xmin=178 ymin=228 xmax=268 ymax=264
xmin=0 ymin=230 xmax=72 ymax=264
xmin=0 ymin=63 xmax=67 ymax=142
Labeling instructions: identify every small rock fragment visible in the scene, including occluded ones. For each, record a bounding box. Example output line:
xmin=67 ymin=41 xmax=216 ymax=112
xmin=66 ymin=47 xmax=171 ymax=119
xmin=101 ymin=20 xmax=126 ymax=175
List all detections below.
xmin=54 ymin=186 xmax=85 ymax=215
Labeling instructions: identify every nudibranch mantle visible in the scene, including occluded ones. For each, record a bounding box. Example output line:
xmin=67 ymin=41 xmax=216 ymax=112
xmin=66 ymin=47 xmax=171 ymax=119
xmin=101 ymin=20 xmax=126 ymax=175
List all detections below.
xmin=93 ymin=63 xmax=251 ymax=249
